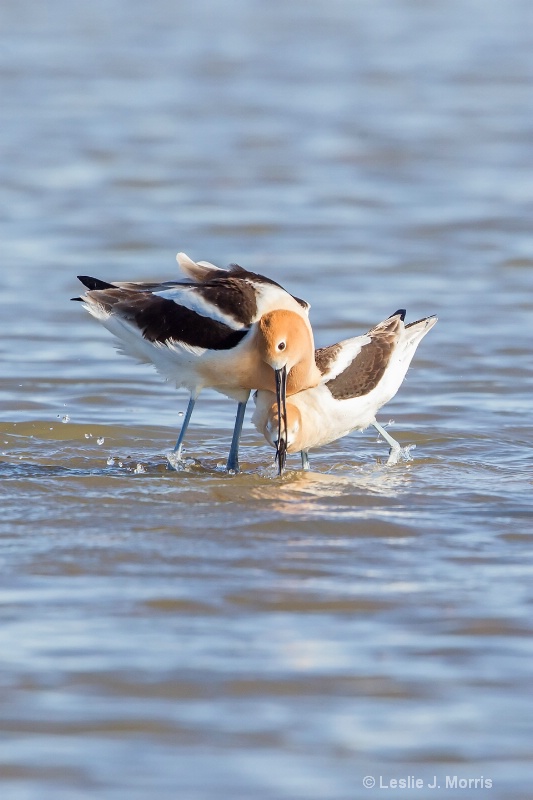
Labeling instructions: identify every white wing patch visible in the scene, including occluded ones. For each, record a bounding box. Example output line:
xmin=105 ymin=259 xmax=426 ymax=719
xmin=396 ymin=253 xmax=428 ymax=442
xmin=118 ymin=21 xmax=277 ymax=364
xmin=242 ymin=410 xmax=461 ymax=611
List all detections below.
xmin=250 ymin=280 xmax=309 ymax=318
xmin=320 ymin=334 xmax=370 ymax=382
xmin=153 ymin=285 xmax=245 ymax=330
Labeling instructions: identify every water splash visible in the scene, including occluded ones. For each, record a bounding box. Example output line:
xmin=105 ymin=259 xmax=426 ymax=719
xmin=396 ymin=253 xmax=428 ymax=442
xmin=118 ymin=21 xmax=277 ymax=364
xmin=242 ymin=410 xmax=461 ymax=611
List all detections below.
xmin=385 ymin=444 xmax=416 ymax=466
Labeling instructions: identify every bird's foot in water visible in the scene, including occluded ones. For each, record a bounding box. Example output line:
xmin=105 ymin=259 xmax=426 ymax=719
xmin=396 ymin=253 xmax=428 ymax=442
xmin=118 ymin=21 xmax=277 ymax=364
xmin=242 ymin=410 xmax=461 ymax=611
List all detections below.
xmin=386 ymin=443 xmax=416 ymax=466
xmin=166 ymin=450 xmax=192 ymax=471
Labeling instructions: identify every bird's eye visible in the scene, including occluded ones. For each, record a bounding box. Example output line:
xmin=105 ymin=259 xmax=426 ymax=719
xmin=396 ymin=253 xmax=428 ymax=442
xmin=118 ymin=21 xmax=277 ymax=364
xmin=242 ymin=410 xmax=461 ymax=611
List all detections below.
xmin=277 ymin=341 xmax=286 ymax=351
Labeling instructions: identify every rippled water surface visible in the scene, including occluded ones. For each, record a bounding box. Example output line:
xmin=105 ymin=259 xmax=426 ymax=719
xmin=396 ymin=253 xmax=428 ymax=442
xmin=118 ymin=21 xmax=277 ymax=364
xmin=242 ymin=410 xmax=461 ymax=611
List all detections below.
xmin=1 ymin=1 xmax=533 ymax=798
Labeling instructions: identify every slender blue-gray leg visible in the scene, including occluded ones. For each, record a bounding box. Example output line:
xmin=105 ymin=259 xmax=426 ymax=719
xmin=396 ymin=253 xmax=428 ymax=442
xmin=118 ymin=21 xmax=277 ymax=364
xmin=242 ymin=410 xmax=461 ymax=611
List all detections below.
xmin=172 ymin=394 xmax=197 ymax=457
xmin=300 ymin=451 xmax=310 ymax=471
xmin=226 ymin=391 xmax=250 ymax=473
xmin=372 ymin=420 xmax=402 ymax=464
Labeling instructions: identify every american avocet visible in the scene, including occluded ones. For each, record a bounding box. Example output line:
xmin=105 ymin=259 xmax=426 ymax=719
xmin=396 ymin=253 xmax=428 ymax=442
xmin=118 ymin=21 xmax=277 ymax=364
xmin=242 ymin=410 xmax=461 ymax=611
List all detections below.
xmin=74 ymin=253 xmax=321 ymax=473
xmin=252 ymin=310 xmax=437 ymax=470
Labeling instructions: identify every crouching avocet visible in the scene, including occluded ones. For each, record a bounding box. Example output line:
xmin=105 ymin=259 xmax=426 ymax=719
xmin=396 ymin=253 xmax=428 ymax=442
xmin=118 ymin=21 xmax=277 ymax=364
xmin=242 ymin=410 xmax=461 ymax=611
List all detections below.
xmin=74 ymin=253 xmax=321 ymax=473
xmin=252 ymin=310 xmax=437 ymax=470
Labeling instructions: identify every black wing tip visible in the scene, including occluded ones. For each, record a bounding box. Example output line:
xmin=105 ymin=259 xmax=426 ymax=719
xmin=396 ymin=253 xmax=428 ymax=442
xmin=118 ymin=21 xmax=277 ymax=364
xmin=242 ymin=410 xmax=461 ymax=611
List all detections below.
xmin=390 ymin=308 xmax=406 ymax=321
xmin=71 ymin=296 xmax=83 ymax=301
xmin=405 ymin=313 xmax=438 ymax=328
xmin=293 ymin=295 xmax=310 ymax=310
xmin=77 ymin=275 xmax=116 ymax=290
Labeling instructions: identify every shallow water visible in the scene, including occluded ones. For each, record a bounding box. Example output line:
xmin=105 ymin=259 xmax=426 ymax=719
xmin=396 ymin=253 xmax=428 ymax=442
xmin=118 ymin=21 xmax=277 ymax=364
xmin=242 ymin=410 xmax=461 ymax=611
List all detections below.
xmin=1 ymin=1 xmax=533 ymax=798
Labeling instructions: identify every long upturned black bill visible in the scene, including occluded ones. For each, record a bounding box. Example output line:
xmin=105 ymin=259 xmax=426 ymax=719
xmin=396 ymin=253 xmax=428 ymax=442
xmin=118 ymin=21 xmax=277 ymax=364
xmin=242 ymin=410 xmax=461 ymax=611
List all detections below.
xmin=275 ymin=365 xmax=288 ymax=476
